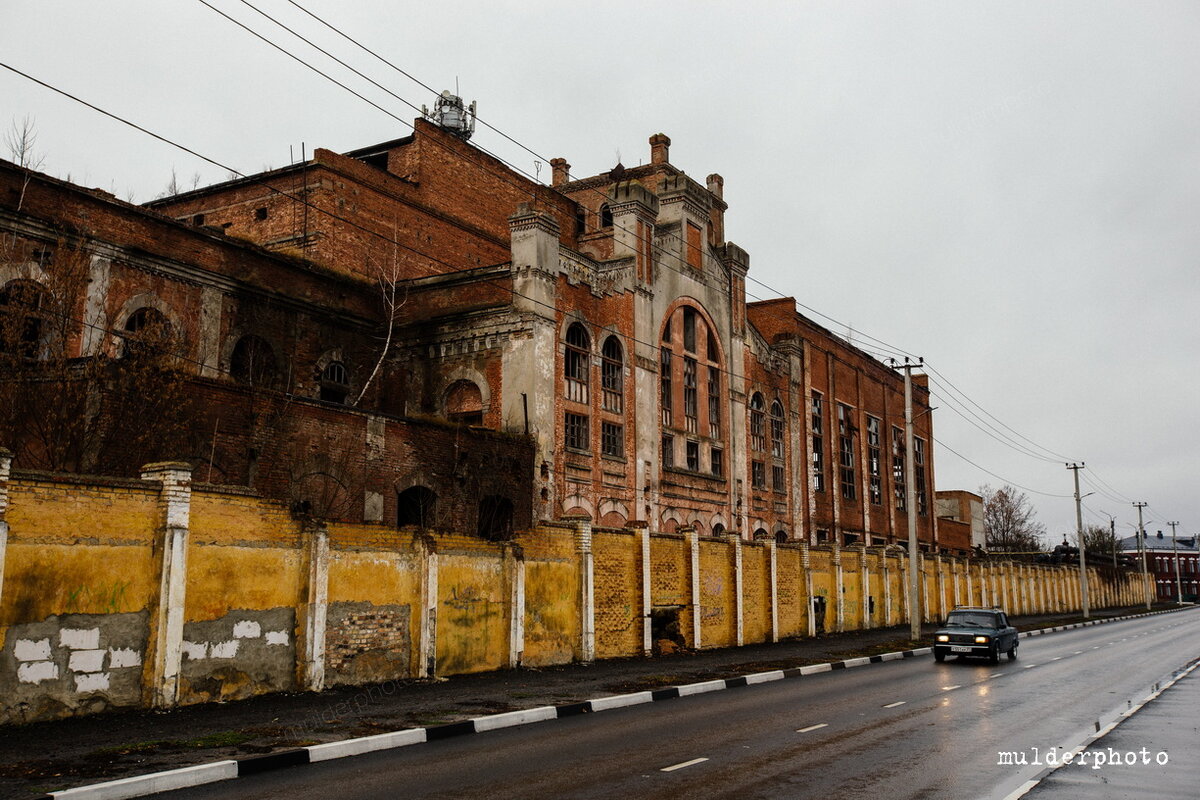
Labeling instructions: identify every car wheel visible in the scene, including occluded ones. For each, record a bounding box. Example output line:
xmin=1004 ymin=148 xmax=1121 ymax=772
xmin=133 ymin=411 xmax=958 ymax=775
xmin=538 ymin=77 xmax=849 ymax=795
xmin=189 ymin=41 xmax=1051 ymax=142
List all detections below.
xmin=935 ymin=651 xmax=945 ymax=662
xmin=988 ymin=644 xmax=1000 ymax=664
xmin=1008 ymin=643 xmax=1018 ymax=661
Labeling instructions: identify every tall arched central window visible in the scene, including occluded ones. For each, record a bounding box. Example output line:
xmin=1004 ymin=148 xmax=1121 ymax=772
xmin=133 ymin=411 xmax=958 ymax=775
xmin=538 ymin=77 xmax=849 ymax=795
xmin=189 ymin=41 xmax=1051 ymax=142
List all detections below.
xmin=660 ymin=305 xmax=723 ymax=475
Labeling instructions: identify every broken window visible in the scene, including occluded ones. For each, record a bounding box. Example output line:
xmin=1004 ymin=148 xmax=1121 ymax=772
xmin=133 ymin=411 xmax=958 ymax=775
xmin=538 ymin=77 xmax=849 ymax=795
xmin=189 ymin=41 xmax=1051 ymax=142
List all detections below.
xmin=229 ymin=334 xmax=278 ymax=387
xmin=319 ymin=360 xmax=350 ymax=404
xmin=0 ymin=280 xmax=51 ymax=361
xmin=397 ymin=486 xmax=437 ymax=528
xmin=601 ymin=336 xmax=623 ymax=413
xmin=444 ymin=379 xmax=483 ymax=425
xmin=564 ymin=322 xmax=589 ymax=403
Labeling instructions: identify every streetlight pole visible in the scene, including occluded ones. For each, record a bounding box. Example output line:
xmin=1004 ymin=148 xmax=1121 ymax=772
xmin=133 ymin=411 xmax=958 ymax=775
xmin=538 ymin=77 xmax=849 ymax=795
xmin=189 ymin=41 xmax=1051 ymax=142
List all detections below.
xmin=890 ymin=357 xmax=923 ymax=641
xmin=1169 ymin=521 xmax=1181 ymax=605
xmin=1134 ymin=502 xmax=1150 ymax=610
xmin=1067 ymin=463 xmax=1088 ymax=618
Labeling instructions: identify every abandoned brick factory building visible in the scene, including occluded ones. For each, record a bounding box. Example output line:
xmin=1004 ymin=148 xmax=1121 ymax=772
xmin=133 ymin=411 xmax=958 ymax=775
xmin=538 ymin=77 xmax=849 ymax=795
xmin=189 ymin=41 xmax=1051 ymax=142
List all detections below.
xmin=0 ymin=97 xmax=960 ymax=553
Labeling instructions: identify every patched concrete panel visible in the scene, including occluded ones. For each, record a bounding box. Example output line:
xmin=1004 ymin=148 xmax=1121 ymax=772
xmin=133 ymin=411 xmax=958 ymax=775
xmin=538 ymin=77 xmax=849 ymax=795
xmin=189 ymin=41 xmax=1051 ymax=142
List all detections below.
xmin=0 ymin=611 xmax=149 ymax=724
xmin=324 ymin=601 xmax=412 ymax=686
xmin=178 ymin=608 xmax=296 ymax=705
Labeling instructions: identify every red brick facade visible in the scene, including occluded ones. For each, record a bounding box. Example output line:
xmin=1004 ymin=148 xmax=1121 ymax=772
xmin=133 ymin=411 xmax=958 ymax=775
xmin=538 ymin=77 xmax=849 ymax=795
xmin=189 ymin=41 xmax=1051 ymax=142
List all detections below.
xmin=1 ymin=106 xmax=946 ymax=549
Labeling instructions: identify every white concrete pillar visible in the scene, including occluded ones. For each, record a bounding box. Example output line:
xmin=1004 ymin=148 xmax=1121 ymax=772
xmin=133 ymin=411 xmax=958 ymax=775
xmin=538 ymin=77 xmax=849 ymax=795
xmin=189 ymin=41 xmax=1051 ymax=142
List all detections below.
xmin=418 ymin=536 xmax=439 ymax=678
xmin=733 ymin=535 xmax=744 ymax=647
xmin=688 ymin=529 xmax=702 ymax=648
xmin=574 ymin=518 xmax=595 ymax=662
xmin=142 ymin=461 xmax=193 ymax=710
xmin=507 ymin=543 xmax=525 ymax=668
xmin=801 ymin=543 xmax=815 ymax=638
xmin=861 ymin=547 xmax=871 ymax=629
xmin=767 ymin=541 xmax=779 ymax=643
xmin=833 ymin=541 xmax=845 ymax=632
xmin=882 ymin=551 xmax=892 ymax=626
xmin=0 ymin=448 xmax=12 ymax=614
xmin=635 ymin=523 xmax=652 ymax=655
xmin=302 ymin=523 xmax=330 ymax=691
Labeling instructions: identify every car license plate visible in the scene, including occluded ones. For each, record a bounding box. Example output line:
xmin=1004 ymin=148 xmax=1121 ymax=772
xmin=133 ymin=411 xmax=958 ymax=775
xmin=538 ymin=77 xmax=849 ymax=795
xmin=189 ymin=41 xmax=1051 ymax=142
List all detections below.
xmin=951 ymin=646 xmax=972 ymax=653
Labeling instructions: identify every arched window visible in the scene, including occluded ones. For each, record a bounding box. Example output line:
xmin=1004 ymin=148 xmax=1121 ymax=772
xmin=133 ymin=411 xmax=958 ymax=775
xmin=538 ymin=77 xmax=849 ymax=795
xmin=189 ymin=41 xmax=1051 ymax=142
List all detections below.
xmin=230 ymin=335 xmax=278 ymax=387
xmin=749 ymin=393 xmax=766 ymax=452
xmin=319 ymin=360 xmax=349 ymax=404
xmin=775 ymin=530 xmax=788 ymax=544
xmin=660 ymin=304 xmax=724 ymax=475
xmin=575 ymin=207 xmax=587 ymax=237
xmin=599 ymin=204 xmax=613 ymax=228
xmin=477 ymin=495 xmax=514 ymax=541
xmin=711 ymin=523 xmax=726 ymax=538
xmin=770 ymin=400 xmax=785 ymax=459
xmin=753 ymin=528 xmax=770 ymax=541
xmin=445 ymin=379 xmax=483 ymax=425
xmin=601 ymin=336 xmax=623 ymax=413
xmin=0 ymin=280 xmax=51 ymax=361
xmin=121 ymin=307 xmax=172 ymax=359
xmin=397 ymin=486 xmax=437 ymax=528
xmin=564 ymin=322 xmax=589 ymax=403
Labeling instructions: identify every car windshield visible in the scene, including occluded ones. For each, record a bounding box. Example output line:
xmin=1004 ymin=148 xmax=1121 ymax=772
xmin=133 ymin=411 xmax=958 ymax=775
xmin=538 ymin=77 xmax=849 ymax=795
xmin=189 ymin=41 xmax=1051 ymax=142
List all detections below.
xmin=945 ymin=612 xmax=997 ymax=628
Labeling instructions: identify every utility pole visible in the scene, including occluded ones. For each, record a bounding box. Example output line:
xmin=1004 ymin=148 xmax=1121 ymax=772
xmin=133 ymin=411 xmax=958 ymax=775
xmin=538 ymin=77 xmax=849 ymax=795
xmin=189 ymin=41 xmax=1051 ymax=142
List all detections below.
xmin=890 ymin=357 xmax=923 ymax=641
xmin=1109 ymin=516 xmax=1117 ymax=569
xmin=1168 ymin=521 xmax=1181 ymax=604
xmin=1134 ymin=502 xmax=1150 ymax=610
xmin=1067 ymin=463 xmax=1088 ymax=618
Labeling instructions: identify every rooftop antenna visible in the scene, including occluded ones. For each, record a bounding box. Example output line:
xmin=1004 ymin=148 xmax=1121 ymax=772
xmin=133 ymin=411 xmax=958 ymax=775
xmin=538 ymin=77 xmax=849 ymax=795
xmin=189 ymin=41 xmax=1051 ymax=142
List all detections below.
xmin=422 ymin=87 xmax=476 ymax=141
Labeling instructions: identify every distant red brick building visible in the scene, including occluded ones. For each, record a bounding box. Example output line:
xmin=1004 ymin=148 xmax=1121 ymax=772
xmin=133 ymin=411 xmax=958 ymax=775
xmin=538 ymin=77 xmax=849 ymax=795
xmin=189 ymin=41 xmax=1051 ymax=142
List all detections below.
xmin=2 ymin=100 xmax=943 ymax=547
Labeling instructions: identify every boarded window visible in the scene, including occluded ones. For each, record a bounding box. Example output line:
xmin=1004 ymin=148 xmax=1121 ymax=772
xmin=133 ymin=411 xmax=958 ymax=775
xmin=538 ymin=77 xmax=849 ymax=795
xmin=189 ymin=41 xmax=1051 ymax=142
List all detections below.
xmin=445 ymin=379 xmax=483 ymax=425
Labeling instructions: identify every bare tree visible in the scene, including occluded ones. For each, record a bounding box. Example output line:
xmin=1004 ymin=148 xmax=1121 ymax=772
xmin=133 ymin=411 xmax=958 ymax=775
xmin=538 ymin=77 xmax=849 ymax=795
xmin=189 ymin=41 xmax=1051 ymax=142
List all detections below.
xmin=1082 ymin=523 xmax=1119 ymax=560
xmin=981 ymin=484 xmax=1047 ymax=553
xmin=351 ymin=224 xmax=407 ymax=407
xmin=5 ymin=115 xmax=46 ymax=211
xmin=0 ymin=234 xmax=196 ymax=473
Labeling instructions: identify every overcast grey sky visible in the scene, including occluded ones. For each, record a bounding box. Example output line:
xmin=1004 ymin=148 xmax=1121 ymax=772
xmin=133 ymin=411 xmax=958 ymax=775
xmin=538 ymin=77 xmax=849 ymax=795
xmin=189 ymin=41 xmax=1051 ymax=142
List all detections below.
xmin=3 ymin=1 xmax=1197 ymax=541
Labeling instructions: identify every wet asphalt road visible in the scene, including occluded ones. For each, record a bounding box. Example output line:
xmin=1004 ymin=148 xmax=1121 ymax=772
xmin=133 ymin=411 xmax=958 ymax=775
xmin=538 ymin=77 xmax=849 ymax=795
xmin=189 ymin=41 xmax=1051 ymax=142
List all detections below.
xmin=160 ymin=610 xmax=1200 ymax=800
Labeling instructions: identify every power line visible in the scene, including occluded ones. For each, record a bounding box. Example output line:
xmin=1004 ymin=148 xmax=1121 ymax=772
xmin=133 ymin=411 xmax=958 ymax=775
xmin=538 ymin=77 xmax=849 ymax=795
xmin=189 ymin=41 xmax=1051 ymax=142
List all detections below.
xmin=932 ymin=435 xmax=1071 ymax=498
xmin=236 ymin=0 xmax=923 ymax=365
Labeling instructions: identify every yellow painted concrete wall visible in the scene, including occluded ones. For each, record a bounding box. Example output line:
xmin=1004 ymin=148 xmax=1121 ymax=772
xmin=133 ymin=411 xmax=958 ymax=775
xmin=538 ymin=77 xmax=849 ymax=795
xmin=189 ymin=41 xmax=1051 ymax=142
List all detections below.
xmin=592 ymin=530 xmax=642 ymax=659
xmin=648 ymin=533 xmax=692 ymax=646
xmin=518 ymin=526 xmax=579 ymax=667
xmin=698 ymin=539 xmax=736 ymax=648
xmin=742 ymin=544 xmax=770 ymax=645
xmin=0 ymin=469 xmax=1162 ymax=724
xmin=776 ymin=547 xmax=807 ymax=638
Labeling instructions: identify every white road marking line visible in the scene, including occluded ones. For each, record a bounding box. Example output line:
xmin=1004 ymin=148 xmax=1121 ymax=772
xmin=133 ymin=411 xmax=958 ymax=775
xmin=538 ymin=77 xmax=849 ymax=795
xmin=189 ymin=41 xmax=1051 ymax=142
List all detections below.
xmin=883 ymin=701 xmax=906 ymax=708
xmin=1074 ymin=651 xmax=1083 ymax=655
xmin=990 ymin=673 xmax=1003 ymax=678
xmin=1051 ymin=657 xmax=1063 ymax=661
xmin=942 ymin=685 xmax=961 ymax=691
xmin=661 ymin=757 xmax=709 ymax=772
xmin=797 ymin=724 xmax=828 ymax=733
xmin=1024 ymin=664 xmax=1037 ymax=669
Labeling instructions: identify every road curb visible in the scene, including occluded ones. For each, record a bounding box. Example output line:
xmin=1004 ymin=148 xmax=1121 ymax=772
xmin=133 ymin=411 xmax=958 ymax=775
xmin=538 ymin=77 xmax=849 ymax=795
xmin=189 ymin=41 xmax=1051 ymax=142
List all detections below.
xmin=36 ymin=605 xmax=1196 ymax=799
xmin=1001 ymin=655 xmax=1200 ymax=800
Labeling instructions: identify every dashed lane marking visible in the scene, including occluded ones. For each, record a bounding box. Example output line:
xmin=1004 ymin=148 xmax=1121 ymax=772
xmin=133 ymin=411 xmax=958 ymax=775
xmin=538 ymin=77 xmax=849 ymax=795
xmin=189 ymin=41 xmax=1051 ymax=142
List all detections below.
xmin=797 ymin=724 xmax=828 ymax=733
xmin=942 ymin=685 xmax=961 ymax=691
xmin=661 ymin=758 xmax=709 ymax=772
xmin=1051 ymin=657 xmax=1063 ymax=661
xmin=883 ymin=701 xmax=906 ymax=708
xmin=1024 ymin=664 xmax=1037 ymax=669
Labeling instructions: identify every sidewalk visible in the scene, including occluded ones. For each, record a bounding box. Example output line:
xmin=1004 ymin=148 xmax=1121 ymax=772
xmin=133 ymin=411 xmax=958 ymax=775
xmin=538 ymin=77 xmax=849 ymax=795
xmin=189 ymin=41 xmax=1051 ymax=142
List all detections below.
xmin=0 ymin=604 xmax=1176 ymax=797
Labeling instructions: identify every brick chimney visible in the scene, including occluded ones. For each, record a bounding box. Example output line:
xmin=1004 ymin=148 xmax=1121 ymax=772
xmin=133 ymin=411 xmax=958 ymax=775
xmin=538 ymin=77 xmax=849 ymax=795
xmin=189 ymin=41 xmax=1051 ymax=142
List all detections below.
xmin=550 ymin=157 xmax=571 ymax=187
xmin=649 ymin=133 xmax=671 ymax=165
xmin=706 ymin=173 xmax=724 ymax=200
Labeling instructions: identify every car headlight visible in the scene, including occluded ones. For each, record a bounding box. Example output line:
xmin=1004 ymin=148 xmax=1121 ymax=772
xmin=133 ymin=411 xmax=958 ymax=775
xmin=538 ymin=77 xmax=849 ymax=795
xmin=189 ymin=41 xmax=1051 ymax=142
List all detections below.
xmin=974 ymin=636 xmax=989 ymax=644
xmin=936 ymin=635 xmax=949 ymax=642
